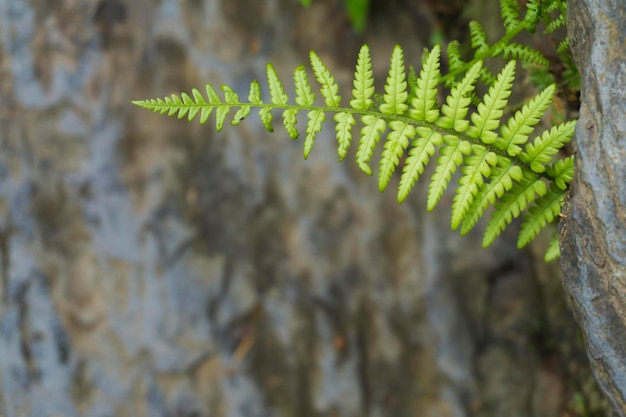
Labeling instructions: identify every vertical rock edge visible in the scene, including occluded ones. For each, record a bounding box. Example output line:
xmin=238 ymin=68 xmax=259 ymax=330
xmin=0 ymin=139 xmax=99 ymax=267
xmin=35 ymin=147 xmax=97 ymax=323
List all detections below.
xmin=561 ymin=0 xmax=626 ymax=414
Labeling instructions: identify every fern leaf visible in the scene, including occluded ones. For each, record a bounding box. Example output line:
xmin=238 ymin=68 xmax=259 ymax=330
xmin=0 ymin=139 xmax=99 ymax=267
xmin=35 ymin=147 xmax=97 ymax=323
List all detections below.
xmin=201 ymin=84 xmax=229 ymax=131
xmin=205 ymin=83 xmax=222 ymax=104
xmin=427 ymin=136 xmax=472 ymax=211
xmin=186 ymin=89 xmax=205 ymax=121
xmin=546 ymin=155 xmax=574 ymax=190
xmin=197 ymin=84 xmax=223 ymax=125
xmin=233 ymin=103 xmax=251 ymax=124
xmin=500 ymin=0 xmax=521 ymax=30
xmin=221 ymin=85 xmax=245 ymax=127
xmin=524 ymin=0 xmax=541 ymax=29
xmin=380 ymin=45 xmax=409 ymax=116
xmin=409 ymin=44 xmax=441 ymax=123
xmin=545 ymin=13 xmax=566 ymax=33
xmin=357 ymin=115 xmax=386 ymax=175
xmin=259 ymin=108 xmax=274 ymax=132
xmin=557 ymin=38 xmax=570 ymax=55
xmin=499 ymin=43 xmax=549 ymax=66
xmin=517 ymin=183 xmax=564 ymax=248
xmin=520 ymin=120 xmax=576 ymax=173
xmin=173 ymin=93 xmax=189 ymax=119
xmin=497 ymin=84 xmax=555 ymax=155
xmin=304 ymin=110 xmax=325 ymax=159
xmin=133 ymin=42 xmax=576 ymax=255
xmin=479 ymin=67 xmax=497 ymax=86
xmin=191 ymin=88 xmax=206 ymax=105
xmin=545 ymin=232 xmax=560 ymax=261
xmin=282 ymin=109 xmax=298 ymax=139
xmin=460 ymin=158 xmax=523 ymax=235
xmin=335 ymin=112 xmax=356 ymax=160
xmin=247 ymin=80 xmax=274 ymax=131
xmin=222 ymin=86 xmax=239 ymax=103
xmin=451 ymin=145 xmax=498 ymax=230
xmin=467 ymin=60 xmax=515 ymax=144
xmin=398 ymin=127 xmax=443 ymax=203
xmin=445 ymin=41 xmax=464 ymax=86
xmin=266 ymin=64 xmax=298 ymax=137
xmin=249 ymin=80 xmax=262 ymax=103
xmin=294 ymin=66 xmax=316 ymax=106
xmin=469 ymin=21 xmax=489 ymax=53
xmin=438 ymin=61 xmax=482 ymax=132
xmin=310 ymin=51 xmax=341 ymax=107
xmin=379 ymin=121 xmax=415 ymax=192
xmin=350 ymin=45 xmax=375 ymax=110
xmin=483 ymin=170 xmax=547 ymax=247
xmin=267 ymin=64 xmax=288 ymax=105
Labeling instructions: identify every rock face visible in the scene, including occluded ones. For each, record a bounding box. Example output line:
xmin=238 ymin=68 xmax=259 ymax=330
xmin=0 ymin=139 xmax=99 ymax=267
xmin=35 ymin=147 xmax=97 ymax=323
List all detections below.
xmin=0 ymin=0 xmax=606 ymax=416
xmin=561 ymin=0 xmax=626 ymax=415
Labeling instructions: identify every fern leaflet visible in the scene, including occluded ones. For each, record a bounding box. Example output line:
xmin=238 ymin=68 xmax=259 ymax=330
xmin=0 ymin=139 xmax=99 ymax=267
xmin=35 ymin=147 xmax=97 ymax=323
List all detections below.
xmin=518 ymin=183 xmax=565 ymax=248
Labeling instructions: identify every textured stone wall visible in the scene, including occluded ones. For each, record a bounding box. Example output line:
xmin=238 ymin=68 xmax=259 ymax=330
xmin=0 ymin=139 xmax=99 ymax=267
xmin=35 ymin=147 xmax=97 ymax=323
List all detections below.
xmin=562 ymin=0 xmax=626 ymax=414
xmin=0 ymin=0 xmax=606 ymax=416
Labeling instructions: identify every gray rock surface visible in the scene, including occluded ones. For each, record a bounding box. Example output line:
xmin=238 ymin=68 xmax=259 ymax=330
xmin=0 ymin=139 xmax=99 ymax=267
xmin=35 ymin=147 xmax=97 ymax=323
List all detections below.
xmin=0 ymin=0 xmax=606 ymax=416
xmin=562 ymin=0 xmax=626 ymax=415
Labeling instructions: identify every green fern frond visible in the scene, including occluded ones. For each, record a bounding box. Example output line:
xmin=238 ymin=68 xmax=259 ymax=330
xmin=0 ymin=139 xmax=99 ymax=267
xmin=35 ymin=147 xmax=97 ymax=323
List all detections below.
xmin=557 ymin=38 xmax=570 ymax=55
xmin=479 ymin=67 xmax=497 ymax=86
xmin=335 ymin=112 xmax=356 ymax=160
xmin=438 ymin=61 xmax=482 ymax=132
xmin=500 ymin=0 xmax=520 ymax=30
xmin=427 ymin=136 xmax=472 ymax=211
xmin=451 ymin=145 xmax=498 ymax=230
xmin=350 ymin=45 xmax=375 ymax=111
xmin=379 ymin=120 xmax=414 ymax=192
xmin=499 ymin=43 xmax=550 ymax=66
xmin=310 ymin=51 xmax=341 ymax=107
xmin=517 ymin=183 xmax=565 ymax=248
xmin=483 ymin=170 xmax=547 ymax=247
xmin=445 ymin=41 xmax=465 ymax=86
xmin=380 ymin=45 xmax=409 ymax=116
xmin=267 ymin=64 xmax=298 ymax=138
xmin=460 ymin=158 xmax=523 ymax=235
xmin=357 ymin=115 xmax=386 ymax=175
xmin=267 ymin=63 xmax=288 ymax=106
xmin=545 ymin=232 xmax=561 ymax=261
xmin=543 ymin=0 xmax=567 ymax=33
xmin=545 ymin=14 xmax=566 ymax=33
xmin=409 ymin=44 xmax=440 ymax=123
xmin=467 ymin=60 xmax=515 ymax=144
xmin=398 ymin=128 xmax=442 ymax=203
xmin=546 ymin=155 xmax=574 ymax=190
xmin=294 ymin=66 xmax=316 ymax=106
xmin=133 ymin=41 xmax=575 ymax=255
xmin=524 ymin=0 xmax=542 ymax=30
xmin=520 ymin=120 xmax=576 ymax=172
xmin=304 ymin=110 xmax=326 ymax=159
xmin=496 ymin=84 xmax=555 ymax=156
xmin=469 ymin=21 xmax=489 ymax=54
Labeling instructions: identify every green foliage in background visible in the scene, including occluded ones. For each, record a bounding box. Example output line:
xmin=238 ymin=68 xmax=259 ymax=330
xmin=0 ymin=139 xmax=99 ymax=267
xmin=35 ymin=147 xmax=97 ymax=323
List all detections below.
xmin=300 ymin=0 xmax=369 ymax=33
xmin=134 ymin=0 xmax=575 ymax=261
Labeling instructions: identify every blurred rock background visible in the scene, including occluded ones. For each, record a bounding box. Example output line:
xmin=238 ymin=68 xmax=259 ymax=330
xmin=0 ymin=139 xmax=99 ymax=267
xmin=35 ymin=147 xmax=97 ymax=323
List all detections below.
xmin=0 ymin=0 xmax=608 ymax=416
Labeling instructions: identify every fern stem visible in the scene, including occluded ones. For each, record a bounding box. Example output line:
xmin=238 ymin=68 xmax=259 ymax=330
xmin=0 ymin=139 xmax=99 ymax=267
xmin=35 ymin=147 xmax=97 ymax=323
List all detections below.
xmin=133 ymin=98 xmax=560 ymax=184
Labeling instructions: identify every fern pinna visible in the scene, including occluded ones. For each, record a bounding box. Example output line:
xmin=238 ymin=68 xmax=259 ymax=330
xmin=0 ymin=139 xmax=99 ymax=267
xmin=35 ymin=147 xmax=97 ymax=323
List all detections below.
xmin=133 ymin=1 xmax=574 ymax=262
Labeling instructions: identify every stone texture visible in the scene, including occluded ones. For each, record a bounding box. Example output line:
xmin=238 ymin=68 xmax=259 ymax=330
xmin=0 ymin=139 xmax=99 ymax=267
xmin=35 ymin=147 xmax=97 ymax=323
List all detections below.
xmin=0 ymin=0 xmax=606 ymax=416
xmin=561 ymin=0 xmax=626 ymax=414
